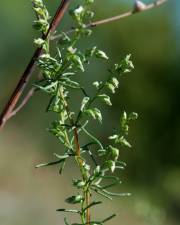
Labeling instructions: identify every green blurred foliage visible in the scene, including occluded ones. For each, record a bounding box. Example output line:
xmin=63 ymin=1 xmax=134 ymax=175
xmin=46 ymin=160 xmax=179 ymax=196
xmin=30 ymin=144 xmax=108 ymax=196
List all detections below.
xmin=0 ymin=1 xmax=180 ymax=225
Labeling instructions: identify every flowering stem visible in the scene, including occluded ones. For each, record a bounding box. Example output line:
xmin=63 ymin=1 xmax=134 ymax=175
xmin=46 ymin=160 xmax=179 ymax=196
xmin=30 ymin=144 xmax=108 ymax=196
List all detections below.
xmin=0 ymin=0 xmax=168 ymax=129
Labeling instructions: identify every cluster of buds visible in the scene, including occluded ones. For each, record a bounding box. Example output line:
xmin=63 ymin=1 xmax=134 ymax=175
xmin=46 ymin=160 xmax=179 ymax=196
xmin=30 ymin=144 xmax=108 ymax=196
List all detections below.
xmin=32 ymin=0 xmax=50 ymax=34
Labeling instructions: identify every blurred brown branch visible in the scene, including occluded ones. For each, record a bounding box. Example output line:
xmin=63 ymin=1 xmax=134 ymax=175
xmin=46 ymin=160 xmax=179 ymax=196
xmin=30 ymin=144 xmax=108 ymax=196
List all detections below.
xmin=6 ymin=87 xmax=37 ymax=120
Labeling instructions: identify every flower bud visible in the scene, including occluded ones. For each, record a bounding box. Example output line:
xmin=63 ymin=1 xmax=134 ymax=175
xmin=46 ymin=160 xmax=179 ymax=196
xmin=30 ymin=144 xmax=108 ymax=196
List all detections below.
xmin=133 ymin=0 xmax=146 ymax=12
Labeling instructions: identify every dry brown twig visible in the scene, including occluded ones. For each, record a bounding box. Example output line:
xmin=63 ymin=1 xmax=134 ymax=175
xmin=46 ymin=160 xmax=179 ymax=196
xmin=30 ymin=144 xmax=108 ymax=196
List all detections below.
xmin=0 ymin=0 xmax=168 ymax=129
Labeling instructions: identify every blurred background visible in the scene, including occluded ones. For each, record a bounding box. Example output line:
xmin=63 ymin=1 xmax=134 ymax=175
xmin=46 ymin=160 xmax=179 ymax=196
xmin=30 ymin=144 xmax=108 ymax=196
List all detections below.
xmin=0 ymin=0 xmax=180 ymax=225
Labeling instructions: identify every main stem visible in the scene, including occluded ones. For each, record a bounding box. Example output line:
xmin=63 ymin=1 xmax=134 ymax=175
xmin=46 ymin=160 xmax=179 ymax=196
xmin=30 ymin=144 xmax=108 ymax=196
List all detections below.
xmin=74 ymin=128 xmax=90 ymax=225
xmin=60 ymin=87 xmax=90 ymax=225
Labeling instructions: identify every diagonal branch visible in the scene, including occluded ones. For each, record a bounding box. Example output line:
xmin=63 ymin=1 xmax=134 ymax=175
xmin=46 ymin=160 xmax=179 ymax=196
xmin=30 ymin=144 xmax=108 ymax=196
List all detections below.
xmin=0 ymin=0 xmax=72 ymax=129
xmin=6 ymin=87 xmax=37 ymax=120
xmin=87 ymin=0 xmax=168 ymax=28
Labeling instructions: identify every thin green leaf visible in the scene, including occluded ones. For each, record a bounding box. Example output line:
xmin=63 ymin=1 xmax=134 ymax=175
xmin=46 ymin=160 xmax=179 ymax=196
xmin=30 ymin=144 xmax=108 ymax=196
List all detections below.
xmin=59 ymin=159 xmax=66 ymax=174
xmin=53 ymin=153 xmax=70 ymax=159
xmin=82 ymin=127 xmax=104 ymax=149
xmin=96 ymin=180 xmax=122 ymax=190
xmin=64 ymin=217 xmax=71 ymax=225
xmin=35 ymin=159 xmax=63 ymax=168
xmin=101 ymin=189 xmax=131 ymax=197
xmin=82 ymin=201 xmax=102 ymax=213
xmin=56 ymin=209 xmax=81 ymax=214
xmin=102 ymin=214 xmax=116 ymax=223
xmin=91 ymin=188 xmax=112 ymax=200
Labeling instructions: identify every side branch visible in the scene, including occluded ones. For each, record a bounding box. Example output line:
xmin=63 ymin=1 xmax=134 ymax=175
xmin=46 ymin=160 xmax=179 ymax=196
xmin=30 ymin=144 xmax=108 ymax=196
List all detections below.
xmin=52 ymin=0 xmax=168 ymax=41
xmin=87 ymin=0 xmax=168 ymax=28
xmin=6 ymin=87 xmax=37 ymax=120
xmin=0 ymin=0 xmax=72 ymax=129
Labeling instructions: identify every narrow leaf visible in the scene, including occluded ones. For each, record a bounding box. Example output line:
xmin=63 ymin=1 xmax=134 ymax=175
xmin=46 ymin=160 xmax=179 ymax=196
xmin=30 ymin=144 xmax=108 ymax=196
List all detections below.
xmin=56 ymin=209 xmax=80 ymax=214
xmin=35 ymin=159 xmax=63 ymax=168
xmin=82 ymin=201 xmax=102 ymax=213
xmin=102 ymin=214 xmax=116 ymax=223
xmin=64 ymin=217 xmax=71 ymax=225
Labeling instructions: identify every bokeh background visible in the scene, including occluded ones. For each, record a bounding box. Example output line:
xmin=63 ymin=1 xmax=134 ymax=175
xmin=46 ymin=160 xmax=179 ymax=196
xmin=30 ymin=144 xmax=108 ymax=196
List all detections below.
xmin=0 ymin=0 xmax=180 ymax=225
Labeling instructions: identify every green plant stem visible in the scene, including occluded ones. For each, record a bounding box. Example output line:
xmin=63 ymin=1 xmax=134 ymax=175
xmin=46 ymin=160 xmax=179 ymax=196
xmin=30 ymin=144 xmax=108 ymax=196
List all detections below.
xmin=85 ymin=190 xmax=90 ymax=224
xmin=74 ymin=126 xmax=91 ymax=225
xmin=59 ymin=85 xmax=91 ymax=225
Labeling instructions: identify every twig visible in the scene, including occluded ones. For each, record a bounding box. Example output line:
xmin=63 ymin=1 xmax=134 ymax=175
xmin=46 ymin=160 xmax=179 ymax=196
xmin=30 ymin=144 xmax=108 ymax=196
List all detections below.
xmin=6 ymin=87 xmax=37 ymax=120
xmin=51 ymin=0 xmax=168 ymax=41
xmin=0 ymin=0 xmax=72 ymax=129
xmin=89 ymin=0 xmax=168 ymax=26
xmin=7 ymin=72 xmax=42 ymax=120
